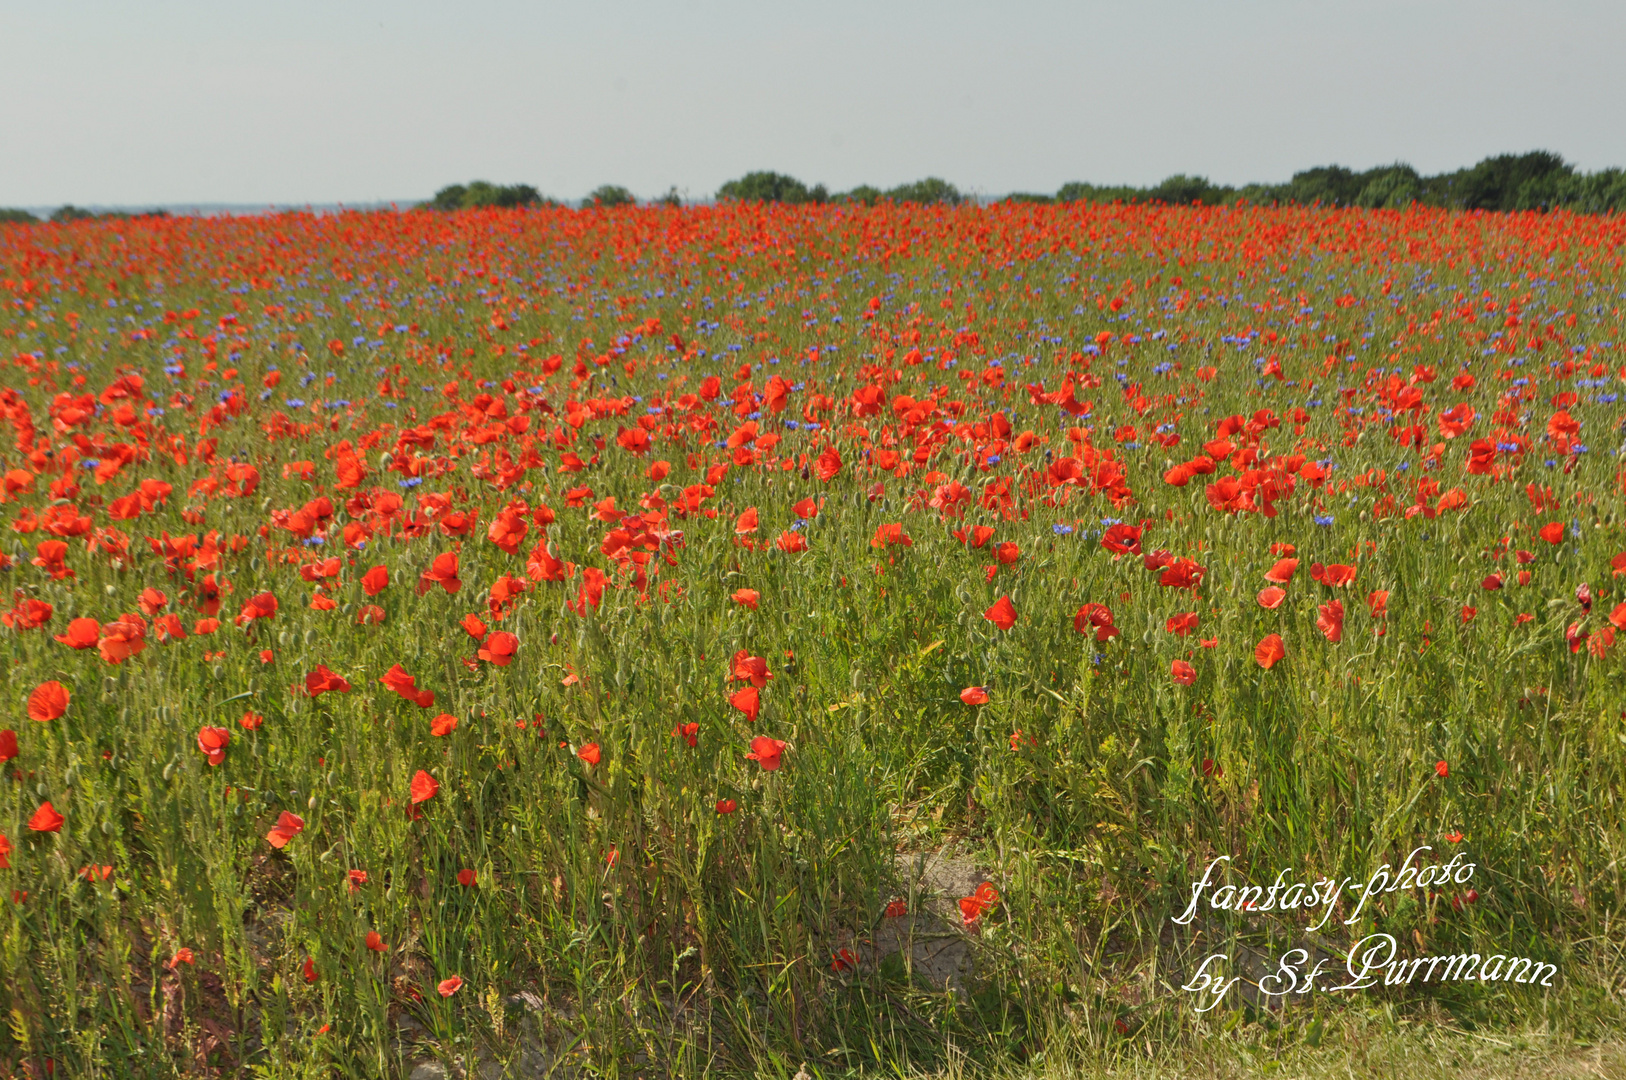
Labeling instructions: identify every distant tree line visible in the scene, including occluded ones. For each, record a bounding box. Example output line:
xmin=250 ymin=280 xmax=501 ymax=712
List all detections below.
xmin=8 ymin=154 xmax=1623 ymax=224
xmin=715 ymin=172 xmax=966 ymax=206
xmin=1041 ymin=152 xmax=1626 ymax=213
xmin=720 ymin=153 xmax=1626 ymax=213
xmin=0 ymin=206 xmax=171 ymax=224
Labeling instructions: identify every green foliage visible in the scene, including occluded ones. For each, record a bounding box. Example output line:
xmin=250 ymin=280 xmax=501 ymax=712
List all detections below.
xmin=0 ymin=208 xmax=39 ymax=225
xmin=1054 ymin=151 xmax=1626 ymax=213
xmin=49 ymin=205 xmax=97 ymax=223
xmin=584 ymin=184 xmax=636 ymax=208
xmin=834 ymin=184 xmax=884 ymax=207
xmin=423 ymin=181 xmax=545 ymax=211
xmin=886 ymin=177 xmax=965 ymax=205
xmin=716 ymin=171 xmax=824 ymax=204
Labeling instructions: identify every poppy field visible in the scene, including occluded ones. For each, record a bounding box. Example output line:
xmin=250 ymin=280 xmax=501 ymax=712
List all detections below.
xmin=1 ymin=200 xmax=1625 ymax=1076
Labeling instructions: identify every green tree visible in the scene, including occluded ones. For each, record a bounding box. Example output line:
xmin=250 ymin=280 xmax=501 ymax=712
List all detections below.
xmin=50 ymin=205 xmax=96 ymax=222
xmin=423 ymin=181 xmax=544 ymax=211
xmin=834 ymin=185 xmax=884 ymax=207
xmin=0 ymin=208 xmax=38 ymax=224
xmin=1354 ymin=165 xmax=1422 ymax=210
xmin=886 ymin=177 xmax=964 ymax=205
xmin=586 ymin=185 xmax=635 ymax=208
xmin=717 ymin=171 xmax=816 ymax=203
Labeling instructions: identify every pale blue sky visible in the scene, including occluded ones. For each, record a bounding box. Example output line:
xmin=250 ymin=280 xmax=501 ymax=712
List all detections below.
xmin=4 ymin=1 xmax=1622 ymax=207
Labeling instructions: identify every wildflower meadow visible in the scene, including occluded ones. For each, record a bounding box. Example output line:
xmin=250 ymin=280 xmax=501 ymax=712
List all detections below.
xmin=1 ymin=201 xmax=1624 ymax=1076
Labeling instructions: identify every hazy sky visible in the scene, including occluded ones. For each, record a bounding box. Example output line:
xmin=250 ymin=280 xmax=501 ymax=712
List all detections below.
xmin=4 ymin=1 xmax=1623 ymax=208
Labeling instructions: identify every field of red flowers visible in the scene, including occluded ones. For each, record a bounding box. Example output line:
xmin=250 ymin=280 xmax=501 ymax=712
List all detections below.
xmin=1 ymin=201 xmax=1624 ymax=1075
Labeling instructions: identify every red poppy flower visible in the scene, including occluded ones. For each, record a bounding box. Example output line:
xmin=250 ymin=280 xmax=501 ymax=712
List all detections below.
xmin=1538 ymin=521 xmax=1564 ymax=545
xmin=361 ymin=565 xmax=389 ymax=596
xmin=1435 ymin=760 xmax=1449 ymax=778
xmin=305 ymin=665 xmax=352 ymax=697
xmin=240 ymin=711 xmax=264 ymax=730
xmin=28 ymin=681 xmax=68 ymax=722
xmin=792 ymin=497 xmax=819 ymax=518
xmin=55 ymin=617 xmax=101 ymax=650
xmin=410 ymin=770 xmax=439 ymax=804
xmin=1166 ymin=612 xmax=1198 ymax=636
xmin=984 ymin=595 xmax=1017 ymax=630
xmin=734 ymin=507 xmax=758 ymax=536
xmin=28 ymin=801 xmax=64 ymax=833
xmin=366 ymin=931 xmax=386 ymax=953
xmin=1263 ymin=558 xmax=1298 ymax=584
xmin=1171 ymin=660 xmax=1196 ymax=686
xmin=871 ymin=522 xmax=912 ymax=549
xmin=193 ymin=618 xmax=221 ymax=635
xmin=2 ymin=597 xmax=53 ymax=631
xmin=729 ymin=685 xmax=760 ymax=722
xmin=746 ymin=735 xmax=786 ymax=771
xmin=1367 ymin=590 xmax=1389 ymax=618
xmin=430 ymin=713 xmax=458 ymax=737
xmin=348 ymin=869 xmax=368 ymax=891
xmin=137 ymin=587 xmax=169 ymax=615
xmin=478 ymin=631 xmax=518 ymax=666
xmin=731 ymin=651 xmax=773 ymax=688
xmin=97 ymin=615 xmax=148 ymax=665
xmin=0 ymin=833 xmax=10 ymax=869
xmin=960 ymin=686 xmax=989 ymax=705
xmin=959 ymin=882 xmax=1000 ymax=926
xmin=731 ymin=588 xmax=760 ymax=609
xmin=715 ymin=798 xmax=737 ymax=814
xmin=303 ymin=957 xmax=318 ymax=984
xmin=673 ymin=721 xmax=699 ymax=747
xmin=197 ymin=726 xmax=230 ymax=766
xmin=1257 ymin=586 xmax=1287 ymax=610
xmin=460 ymin=613 xmax=488 ymax=640
xmin=457 ymin=868 xmax=477 ymax=887
xmin=1255 ymin=633 xmax=1286 ymax=669
xmin=234 ymin=592 xmax=279 ymax=627
xmin=776 ymin=530 xmax=808 ymax=553
xmin=418 ymin=551 xmax=462 ymax=595
xmin=438 ymin=975 xmax=463 ymax=997
xmin=379 ymin=664 xmax=434 ymax=708
xmin=266 ymin=810 xmax=305 ymax=848
xmin=0 ymin=730 xmax=16 ymax=764
xmin=1316 ymin=600 xmax=1344 ymax=642
xmin=577 ymin=743 xmax=601 ymax=767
